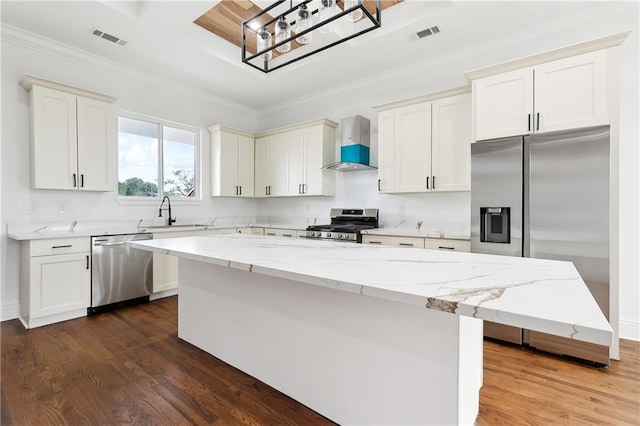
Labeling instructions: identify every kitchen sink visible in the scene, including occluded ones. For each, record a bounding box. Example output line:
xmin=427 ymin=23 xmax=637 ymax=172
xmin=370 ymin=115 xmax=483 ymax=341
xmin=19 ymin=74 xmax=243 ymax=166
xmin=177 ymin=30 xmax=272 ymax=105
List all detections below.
xmin=139 ymin=224 xmax=209 ymax=229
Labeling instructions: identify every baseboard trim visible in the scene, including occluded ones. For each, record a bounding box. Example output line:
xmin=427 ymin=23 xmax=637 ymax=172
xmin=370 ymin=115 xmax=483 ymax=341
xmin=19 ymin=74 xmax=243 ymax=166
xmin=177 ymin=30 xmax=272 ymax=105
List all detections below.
xmin=619 ymin=318 xmax=640 ymax=342
xmin=150 ymin=288 xmax=178 ymax=301
xmin=1 ymin=303 xmax=20 ymax=322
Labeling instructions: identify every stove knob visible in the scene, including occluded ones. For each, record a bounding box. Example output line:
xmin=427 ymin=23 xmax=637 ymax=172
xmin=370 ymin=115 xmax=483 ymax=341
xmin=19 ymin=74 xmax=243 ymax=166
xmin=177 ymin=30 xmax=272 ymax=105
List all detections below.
xmin=336 ymin=233 xmax=342 ymax=239
xmin=326 ymin=233 xmax=332 ymax=238
xmin=341 ymin=234 xmax=348 ymax=239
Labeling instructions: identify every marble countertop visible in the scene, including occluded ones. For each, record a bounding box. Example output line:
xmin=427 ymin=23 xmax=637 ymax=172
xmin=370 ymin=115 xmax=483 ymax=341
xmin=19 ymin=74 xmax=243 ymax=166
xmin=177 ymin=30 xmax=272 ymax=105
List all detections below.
xmin=129 ymin=234 xmax=612 ymax=347
xmin=6 ymin=219 xmax=310 ymax=241
xmin=361 ymin=228 xmax=470 ymax=240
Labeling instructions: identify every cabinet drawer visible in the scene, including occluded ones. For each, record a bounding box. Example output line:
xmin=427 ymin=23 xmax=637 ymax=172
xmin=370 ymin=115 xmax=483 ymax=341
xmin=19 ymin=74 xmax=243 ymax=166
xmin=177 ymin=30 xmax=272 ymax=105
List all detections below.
xmin=29 ymin=237 xmax=90 ymax=257
xmin=424 ymin=239 xmax=470 ymax=252
xmin=392 ymin=237 xmax=425 ymax=249
xmin=361 ymin=235 xmax=394 ymax=246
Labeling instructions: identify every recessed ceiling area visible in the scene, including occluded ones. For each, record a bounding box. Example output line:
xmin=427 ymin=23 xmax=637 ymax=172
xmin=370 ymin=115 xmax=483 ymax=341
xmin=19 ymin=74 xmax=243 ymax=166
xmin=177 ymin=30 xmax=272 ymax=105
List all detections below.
xmin=0 ymin=1 xmax=624 ymax=110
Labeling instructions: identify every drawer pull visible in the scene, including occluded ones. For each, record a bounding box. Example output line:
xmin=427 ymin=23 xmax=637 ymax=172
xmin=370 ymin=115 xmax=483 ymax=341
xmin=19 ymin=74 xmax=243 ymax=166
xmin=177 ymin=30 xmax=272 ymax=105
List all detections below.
xmin=52 ymin=245 xmax=72 ymax=249
xmin=283 ymin=234 xmax=293 ymax=237
xmin=266 ymin=232 xmax=276 ymax=236
xmin=368 ymin=241 xmax=382 ymax=245
xmin=399 ymin=243 xmax=414 ymax=247
xmin=438 ymin=246 xmax=455 ymax=250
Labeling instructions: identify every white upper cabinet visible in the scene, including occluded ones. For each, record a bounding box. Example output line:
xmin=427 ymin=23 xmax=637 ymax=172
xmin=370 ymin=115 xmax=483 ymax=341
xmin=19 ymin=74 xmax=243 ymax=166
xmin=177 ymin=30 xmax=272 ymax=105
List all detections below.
xmin=255 ymin=133 xmax=287 ymax=197
xmin=431 ymin=93 xmax=472 ymax=191
xmin=210 ymin=125 xmax=254 ymax=197
xmin=534 ymin=50 xmax=607 ymax=133
xmin=473 ymin=68 xmax=533 ymax=140
xmin=377 ymin=92 xmax=471 ymax=194
xmin=473 ymin=50 xmax=607 ymax=140
xmin=254 ymin=119 xmax=336 ymax=198
xmin=23 ymin=77 xmax=116 ymax=191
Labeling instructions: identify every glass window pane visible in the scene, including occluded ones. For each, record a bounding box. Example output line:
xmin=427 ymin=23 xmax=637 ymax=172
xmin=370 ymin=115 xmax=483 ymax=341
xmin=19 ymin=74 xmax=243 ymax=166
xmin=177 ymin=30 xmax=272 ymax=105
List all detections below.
xmin=163 ymin=126 xmax=196 ymax=198
xmin=118 ymin=117 xmax=159 ymax=197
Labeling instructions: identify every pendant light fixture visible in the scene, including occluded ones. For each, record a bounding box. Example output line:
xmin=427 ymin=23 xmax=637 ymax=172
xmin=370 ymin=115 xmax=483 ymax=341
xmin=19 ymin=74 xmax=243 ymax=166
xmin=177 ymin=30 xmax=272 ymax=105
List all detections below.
xmin=318 ymin=0 xmax=337 ymax=34
xmin=242 ymin=0 xmax=382 ymax=73
xmin=295 ymin=3 xmax=312 ymax=44
xmin=275 ymin=16 xmax=292 ymax=53
xmin=256 ymin=26 xmax=272 ymax=61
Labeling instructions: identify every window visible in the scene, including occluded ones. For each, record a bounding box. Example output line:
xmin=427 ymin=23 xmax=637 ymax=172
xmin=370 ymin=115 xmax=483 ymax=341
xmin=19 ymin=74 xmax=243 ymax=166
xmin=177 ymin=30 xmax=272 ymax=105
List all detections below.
xmin=118 ymin=115 xmax=199 ymax=199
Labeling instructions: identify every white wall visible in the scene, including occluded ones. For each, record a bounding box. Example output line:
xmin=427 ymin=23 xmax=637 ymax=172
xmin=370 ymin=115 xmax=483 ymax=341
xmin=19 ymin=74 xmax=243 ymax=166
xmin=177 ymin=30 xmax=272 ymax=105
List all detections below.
xmin=0 ymin=32 xmax=259 ymax=319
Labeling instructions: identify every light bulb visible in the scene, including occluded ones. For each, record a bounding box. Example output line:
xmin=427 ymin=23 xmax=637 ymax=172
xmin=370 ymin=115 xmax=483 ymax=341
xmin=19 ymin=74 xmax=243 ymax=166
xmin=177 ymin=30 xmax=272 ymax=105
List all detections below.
xmin=275 ymin=16 xmax=291 ymax=53
xmin=344 ymin=0 xmax=363 ymax=22
xmin=256 ymin=26 xmax=272 ymax=61
xmin=319 ymin=0 xmax=336 ymax=34
xmin=295 ymin=4 xmax=312 ymax=44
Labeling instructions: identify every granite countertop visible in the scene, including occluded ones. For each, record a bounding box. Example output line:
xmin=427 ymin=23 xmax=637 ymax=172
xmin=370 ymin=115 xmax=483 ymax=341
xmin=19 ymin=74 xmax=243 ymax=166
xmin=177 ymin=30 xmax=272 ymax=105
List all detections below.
xmin=129 ymin=234 xmax=612 ymax=347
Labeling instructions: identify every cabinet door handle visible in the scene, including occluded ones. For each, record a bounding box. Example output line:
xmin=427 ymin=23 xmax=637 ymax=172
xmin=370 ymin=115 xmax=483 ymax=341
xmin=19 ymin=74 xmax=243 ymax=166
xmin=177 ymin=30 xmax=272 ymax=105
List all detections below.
xmin=80 ymin=174 xmax=84 ymax=188
xmin=432 ymin=176 xmax=436 ymax=190
xmin=73 ymin=173 xmax=77 ymax=188
xmin=239 ymin=186 xmax=242 ymax=195
xmin=268 ymin=186 xmax=271 ymax=195
xmin=368 ymin=241 xmax=382 ymax=244
xmin=399 ymin=243 xmax=414 ymax=247
xmin=426 ymin=176 xmax=429 ymax=189
xmin=52 ymin=245 xmax=72 ymax=249
xmin=302 ymin=184 xmax=306 ymax=194
xmin=536 ymin=112 xmax=540 ymax=131
xmin=283 ymin=233 xmax=293 ymax=237
xmin=86 ymin=255 xmax=90 ymax=269
xmin=377 ymin=179 xmax=381 ymax=191
xmin=528 ymin=113 xmax=531 ymax=131
xmin=438 ymin=246 xmax=455 ymax=250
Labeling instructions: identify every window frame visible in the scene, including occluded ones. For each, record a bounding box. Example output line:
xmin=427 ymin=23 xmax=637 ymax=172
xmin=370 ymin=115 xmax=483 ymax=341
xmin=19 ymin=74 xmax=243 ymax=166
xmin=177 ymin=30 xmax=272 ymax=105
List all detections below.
xmin=116 ymin=111 xmax=202 ymax=205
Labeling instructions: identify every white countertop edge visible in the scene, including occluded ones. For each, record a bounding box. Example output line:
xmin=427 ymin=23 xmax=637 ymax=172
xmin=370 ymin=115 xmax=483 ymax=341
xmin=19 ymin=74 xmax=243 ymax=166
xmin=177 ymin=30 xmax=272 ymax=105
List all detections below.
xmin=127 ymin=236 xmax=612 ymax=347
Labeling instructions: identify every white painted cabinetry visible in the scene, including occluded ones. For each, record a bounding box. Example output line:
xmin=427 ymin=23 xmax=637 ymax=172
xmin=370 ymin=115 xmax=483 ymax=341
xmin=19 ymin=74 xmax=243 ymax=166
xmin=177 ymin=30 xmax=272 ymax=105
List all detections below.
xmin=473 ymin=50 xmax=607 ymax=140
xmin=255 ymin=133 xmax=287 ymax=197
xmin=21 ymin=76 xmax=116 ymax=191
xmin=210 ymin=125 xmax=254 ymax=197
xmin=377 ymin=92 xmax=471 ymax=193
xmin=263 ymin=228 xmax=299 ymax=238
xmin=152 ymin=231 xmax=190 ymax=293
xmin=255 ymin=119 xmax=336 ymax=197
xmin=20 ymin=237 xmax=90 ymax=328
xmin=362 ymin=235 xmax=470 ymax=252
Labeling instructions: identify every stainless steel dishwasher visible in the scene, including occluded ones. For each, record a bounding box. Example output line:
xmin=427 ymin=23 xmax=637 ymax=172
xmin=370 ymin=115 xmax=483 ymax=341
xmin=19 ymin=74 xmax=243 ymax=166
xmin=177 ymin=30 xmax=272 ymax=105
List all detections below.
xmin=90 ymin=233 xmax=153 ymax=314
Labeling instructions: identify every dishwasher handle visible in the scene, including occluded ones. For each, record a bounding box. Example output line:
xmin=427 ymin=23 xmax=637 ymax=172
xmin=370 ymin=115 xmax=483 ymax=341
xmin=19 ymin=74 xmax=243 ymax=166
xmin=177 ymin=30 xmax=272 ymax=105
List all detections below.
xmin=93 ymin=241 xmax=128 ymax=247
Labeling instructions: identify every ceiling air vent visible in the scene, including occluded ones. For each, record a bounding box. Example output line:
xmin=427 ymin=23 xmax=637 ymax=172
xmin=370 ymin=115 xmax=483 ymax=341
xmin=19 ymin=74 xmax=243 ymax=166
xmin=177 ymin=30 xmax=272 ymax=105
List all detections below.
xmin=91 ymin=29 xmax=127 ymax=46
xmin=417 ymin=26 xmax=441 ymax=39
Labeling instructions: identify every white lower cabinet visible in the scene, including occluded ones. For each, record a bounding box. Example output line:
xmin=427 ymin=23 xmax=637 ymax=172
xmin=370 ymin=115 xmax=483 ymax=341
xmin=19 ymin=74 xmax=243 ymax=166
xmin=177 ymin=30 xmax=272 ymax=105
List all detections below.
xmin=20 ymin=237 xmax=90 ymax=328
xmin=264 ymin=228 xmax=299 ymax=238
xmin=362 ymin=235 xmax=470 ymax=252
xmin=424 ymin=238 xmax=470 ymax=252
xmin=152 ymin=231 xmax=191 ymax=293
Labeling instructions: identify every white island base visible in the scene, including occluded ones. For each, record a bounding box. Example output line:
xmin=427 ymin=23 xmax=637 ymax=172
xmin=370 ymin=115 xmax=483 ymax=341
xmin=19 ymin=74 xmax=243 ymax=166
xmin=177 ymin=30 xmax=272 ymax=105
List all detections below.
xmin=179 ymin=258 xmax=483 ymax=425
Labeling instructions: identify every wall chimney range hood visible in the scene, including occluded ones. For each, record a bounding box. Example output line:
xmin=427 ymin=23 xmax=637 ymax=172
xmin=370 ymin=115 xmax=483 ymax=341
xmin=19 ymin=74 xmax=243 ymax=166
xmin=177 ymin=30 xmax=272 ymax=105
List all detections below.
xmin=323 ymin=115 xmax=377 ymax=171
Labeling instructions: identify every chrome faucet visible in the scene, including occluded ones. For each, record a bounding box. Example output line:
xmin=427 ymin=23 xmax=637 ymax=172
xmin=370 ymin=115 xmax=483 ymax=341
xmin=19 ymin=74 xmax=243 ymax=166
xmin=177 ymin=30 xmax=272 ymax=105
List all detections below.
xmin=158 ymin=195 xmax=176 ymax=226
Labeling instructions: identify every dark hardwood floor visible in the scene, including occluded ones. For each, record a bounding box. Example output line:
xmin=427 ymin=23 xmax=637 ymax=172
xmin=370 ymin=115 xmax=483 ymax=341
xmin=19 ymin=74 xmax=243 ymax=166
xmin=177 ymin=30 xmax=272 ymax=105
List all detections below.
xmin=2 ymin=296 xmax=638 ymax=425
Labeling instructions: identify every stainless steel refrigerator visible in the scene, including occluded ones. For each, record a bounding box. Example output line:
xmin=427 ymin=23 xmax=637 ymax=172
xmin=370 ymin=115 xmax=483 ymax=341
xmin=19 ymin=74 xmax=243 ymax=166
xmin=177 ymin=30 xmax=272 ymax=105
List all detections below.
xmin=471 ymin=125 xmax=610 ymax=365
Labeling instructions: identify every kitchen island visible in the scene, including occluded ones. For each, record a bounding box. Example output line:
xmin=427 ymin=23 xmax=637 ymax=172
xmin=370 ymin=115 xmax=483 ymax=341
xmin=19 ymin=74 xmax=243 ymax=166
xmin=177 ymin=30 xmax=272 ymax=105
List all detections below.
xmin=130 ymin=234 xmax=612 ymax=426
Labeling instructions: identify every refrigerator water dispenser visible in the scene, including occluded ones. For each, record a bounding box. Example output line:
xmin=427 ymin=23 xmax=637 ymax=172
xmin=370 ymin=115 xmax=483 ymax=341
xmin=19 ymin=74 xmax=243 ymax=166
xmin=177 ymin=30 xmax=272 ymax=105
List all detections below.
xmin=480 ymin=207 xmax=510 ymax=243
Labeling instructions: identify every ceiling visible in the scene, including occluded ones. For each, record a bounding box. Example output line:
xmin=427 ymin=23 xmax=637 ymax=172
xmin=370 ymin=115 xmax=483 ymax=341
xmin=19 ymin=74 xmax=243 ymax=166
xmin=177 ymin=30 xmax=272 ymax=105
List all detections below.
xmin=0 ymin=1 xmax=618 ymax=110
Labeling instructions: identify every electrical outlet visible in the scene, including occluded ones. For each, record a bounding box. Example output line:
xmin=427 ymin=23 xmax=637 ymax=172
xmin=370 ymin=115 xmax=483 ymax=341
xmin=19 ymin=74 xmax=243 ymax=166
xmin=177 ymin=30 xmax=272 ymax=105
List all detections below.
xmin=17 ymin=203 xmax=31 ymax=215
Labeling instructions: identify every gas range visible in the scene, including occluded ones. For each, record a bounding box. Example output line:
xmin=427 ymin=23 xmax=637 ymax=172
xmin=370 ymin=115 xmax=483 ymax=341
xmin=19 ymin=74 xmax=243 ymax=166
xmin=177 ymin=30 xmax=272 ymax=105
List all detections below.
xmin=305 ymin=208 xmax=379 ymax=243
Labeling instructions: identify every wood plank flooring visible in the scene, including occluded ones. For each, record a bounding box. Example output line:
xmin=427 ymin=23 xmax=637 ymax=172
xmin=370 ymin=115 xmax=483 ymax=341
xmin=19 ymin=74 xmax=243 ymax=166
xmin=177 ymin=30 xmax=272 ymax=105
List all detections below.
xmin=2 ymin=296 xmax=638 ymax=425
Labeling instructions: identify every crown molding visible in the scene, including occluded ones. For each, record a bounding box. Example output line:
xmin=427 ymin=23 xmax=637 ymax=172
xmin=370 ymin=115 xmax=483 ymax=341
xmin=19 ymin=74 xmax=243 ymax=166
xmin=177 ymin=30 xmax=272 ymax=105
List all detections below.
xmin=464 ymin=32 xmax=630 ymax=82
xmin=1 ymin=24 xmax=258 ymax=116
xmin=258 ymin=2 xmax=638 ymax=120
xmin=20 ymin=74 xmax=118 ymax=102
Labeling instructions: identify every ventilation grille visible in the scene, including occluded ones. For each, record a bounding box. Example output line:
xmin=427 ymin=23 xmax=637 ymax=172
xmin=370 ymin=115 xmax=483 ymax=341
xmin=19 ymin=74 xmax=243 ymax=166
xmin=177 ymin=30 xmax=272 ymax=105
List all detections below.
xmin=91 ymin=29 xmax=127 ymax=46
xmin=417 ymin=26 xmax=441 ymax=39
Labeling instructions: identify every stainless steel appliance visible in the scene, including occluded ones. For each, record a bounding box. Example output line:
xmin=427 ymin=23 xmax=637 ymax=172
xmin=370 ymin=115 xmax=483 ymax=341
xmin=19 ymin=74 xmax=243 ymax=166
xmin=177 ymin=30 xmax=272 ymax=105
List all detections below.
xmin=90 ymin=233 xmax=153 ymax=314
xmin=306 ymin=208 xmax=379 ymax=242
xmin=471 ymin=125 xmax=610 ymax=364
